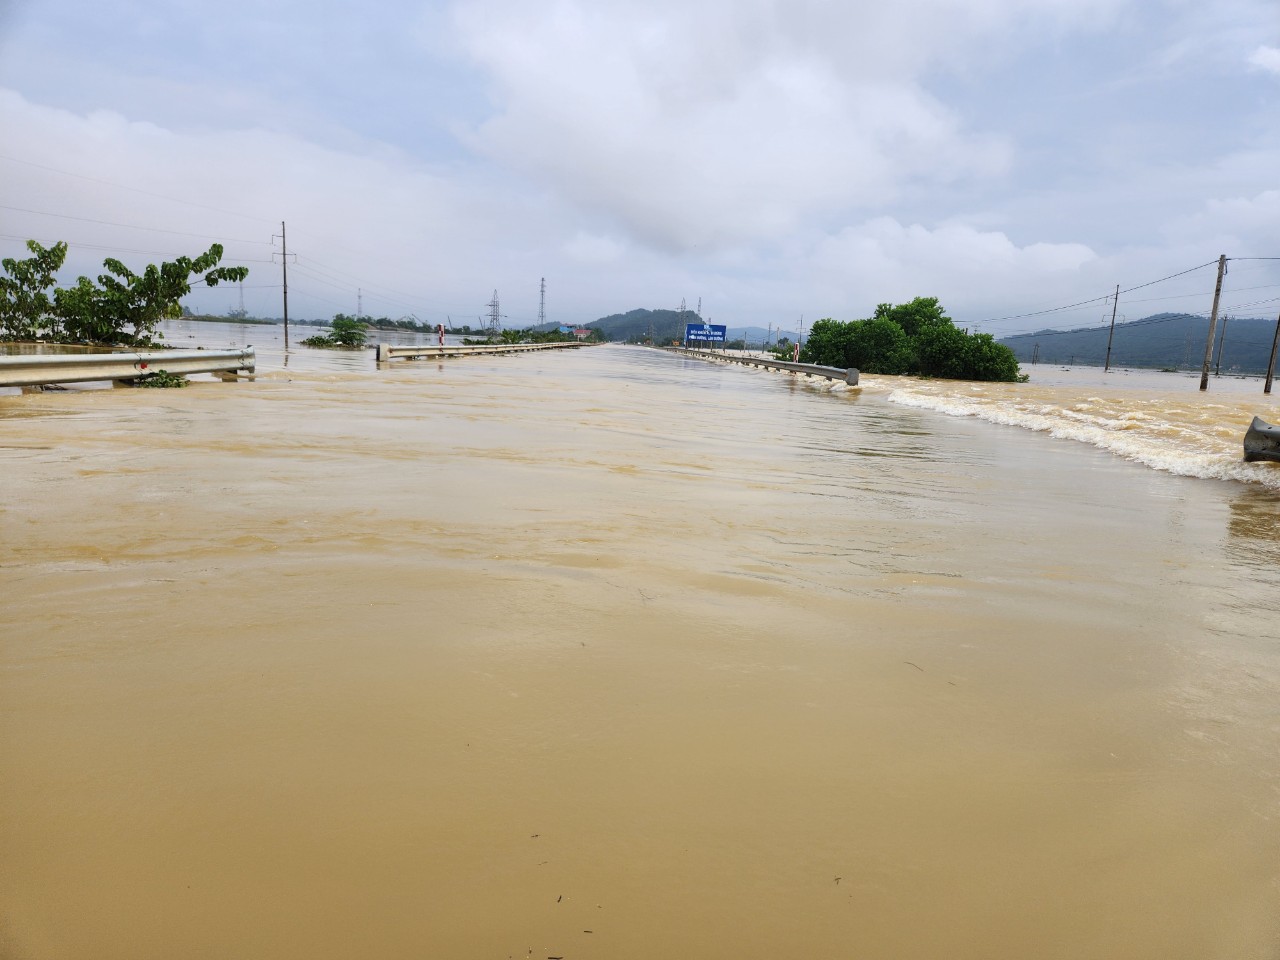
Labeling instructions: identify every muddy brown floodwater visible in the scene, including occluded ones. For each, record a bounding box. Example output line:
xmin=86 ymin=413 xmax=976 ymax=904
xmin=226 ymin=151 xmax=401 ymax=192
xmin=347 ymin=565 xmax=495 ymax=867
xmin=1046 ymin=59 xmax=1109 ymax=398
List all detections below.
xmin=2 ymin=343 xmax=1279 ymax=959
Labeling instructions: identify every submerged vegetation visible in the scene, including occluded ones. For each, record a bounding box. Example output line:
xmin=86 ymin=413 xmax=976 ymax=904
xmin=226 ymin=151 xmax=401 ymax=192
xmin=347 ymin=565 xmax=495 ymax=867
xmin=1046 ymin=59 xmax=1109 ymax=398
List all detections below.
xmin=135 ymin=369 xmax=189 ymax=388
xmin=300 ymin=314 xmax=369 ymax=348
xmin=0 ymin=240 xmax=249 ymax=347
xmin=802 ymin=297 xmax=1025 ymax=382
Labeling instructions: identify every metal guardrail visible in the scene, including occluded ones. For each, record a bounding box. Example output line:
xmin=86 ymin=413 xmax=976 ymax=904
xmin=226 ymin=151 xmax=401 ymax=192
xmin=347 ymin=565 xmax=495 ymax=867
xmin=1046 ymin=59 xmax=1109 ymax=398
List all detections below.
xmin=376 ymin=342 xmax=589 ymax=362
xmin=0 ymin=347 xmax=256 ymax=388
xmin=667 ymin=347 xmax=859 ymax=385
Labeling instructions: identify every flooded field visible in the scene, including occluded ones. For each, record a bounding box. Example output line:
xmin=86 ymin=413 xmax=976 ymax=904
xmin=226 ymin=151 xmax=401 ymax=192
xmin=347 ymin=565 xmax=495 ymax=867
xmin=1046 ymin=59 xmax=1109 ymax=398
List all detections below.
xmin=2 ymin=333 xmax=1279 ymax=959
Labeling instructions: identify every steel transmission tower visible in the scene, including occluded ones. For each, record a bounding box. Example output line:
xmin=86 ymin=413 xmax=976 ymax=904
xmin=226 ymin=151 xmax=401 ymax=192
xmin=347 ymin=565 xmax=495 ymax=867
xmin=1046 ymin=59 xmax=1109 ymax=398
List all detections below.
xmin=538 ymin=278 xmax=546 ymax=327
xmin=487 ymin=290 xmax=502 ymax=340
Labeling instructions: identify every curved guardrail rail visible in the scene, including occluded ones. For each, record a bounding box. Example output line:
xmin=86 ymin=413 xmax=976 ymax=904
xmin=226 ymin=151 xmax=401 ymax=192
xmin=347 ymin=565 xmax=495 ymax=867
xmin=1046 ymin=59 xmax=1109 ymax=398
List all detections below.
xmin=376 ymin=342 xmax=590 ymax=362
xmin=0 ymin=347 xmax=256 ymax=388
xmin=666 ymin=347 xmax=859 ymax=385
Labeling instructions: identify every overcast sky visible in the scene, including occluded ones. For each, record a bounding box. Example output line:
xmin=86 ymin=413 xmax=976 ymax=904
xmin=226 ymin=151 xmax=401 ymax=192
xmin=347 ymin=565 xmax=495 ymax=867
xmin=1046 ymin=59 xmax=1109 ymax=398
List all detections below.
xmin=1 ymin=0 xmax=1277 ymax=335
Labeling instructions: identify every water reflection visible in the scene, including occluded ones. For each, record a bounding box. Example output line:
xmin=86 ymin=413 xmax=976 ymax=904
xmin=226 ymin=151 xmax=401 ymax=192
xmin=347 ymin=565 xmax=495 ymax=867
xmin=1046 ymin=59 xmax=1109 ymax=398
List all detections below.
xmin=1226 ymin=489 xmax=1280 ymax=559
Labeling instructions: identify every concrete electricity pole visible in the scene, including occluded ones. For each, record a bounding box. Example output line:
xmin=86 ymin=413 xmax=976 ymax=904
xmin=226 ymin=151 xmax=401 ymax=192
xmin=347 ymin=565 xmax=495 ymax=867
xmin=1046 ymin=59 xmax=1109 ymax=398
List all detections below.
xmin=1104 ymin=284 xmax=1119 ymax=372
xmin=273 ymin=220 xmax=292 ymax=350
xmin=1199 ymin=255 xmax=1227 ymax=391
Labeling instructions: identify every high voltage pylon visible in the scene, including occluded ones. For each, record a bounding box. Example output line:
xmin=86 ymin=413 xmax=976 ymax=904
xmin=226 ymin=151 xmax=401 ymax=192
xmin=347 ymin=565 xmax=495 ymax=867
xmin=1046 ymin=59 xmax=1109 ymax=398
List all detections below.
xmin=538 ymin=277 xmax=546 ymax=327
xmin=487 ymin=289 xmax=504 ymax=340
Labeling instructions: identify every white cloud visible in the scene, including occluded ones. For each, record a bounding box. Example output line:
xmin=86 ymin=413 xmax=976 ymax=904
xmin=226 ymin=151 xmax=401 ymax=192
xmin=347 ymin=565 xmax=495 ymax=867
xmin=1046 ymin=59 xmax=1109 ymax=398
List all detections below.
xmin=447 ymin=0 xmax=1146 ymax=252
xmin=1248 ymin=45 xmax=1280 ymax=74
xmin=806 ymin=218 xmax=1097 ymax=319
xmin=0 ymin=89 xmax=535 ymax=321
xmin=1166 ymin=188 xmax=1280 ymax=260
xmin=564 ymin=231 xmax=627 ymax=263
xmin=3 ymin=0 xmax=1277 ymax=334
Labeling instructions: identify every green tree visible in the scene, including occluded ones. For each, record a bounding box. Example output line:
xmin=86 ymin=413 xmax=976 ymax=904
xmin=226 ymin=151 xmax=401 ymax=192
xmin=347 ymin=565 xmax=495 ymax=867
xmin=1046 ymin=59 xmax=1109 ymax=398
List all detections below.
xmin=801 ymin=318 xmax=855 ymax=366
xmin=959 ymin=332 xmax=1022 ymax=382
xmin=914 ymin=322 xmax=971 ymax=379
xmin=848 ymin=318 xmax=915 ymax=374
xmin=54 ymin=276 xmax=118 ymax=343
xmin=0 ymin=240 xmax=67 ymax=340
xmin=800 ymin=298 xmax=1023 ymax=382
xmin=89 ymin=243 xmax=248 ymax=344
xmin=329 ymin=314 xmax=367 ymax=347
xmin=872 ymin=297 xmax=950 ymax=339
xmin=45 ymin=243 xmax=249 ymax=345
xmin=802 ymin=317 xmax=913 ymax=374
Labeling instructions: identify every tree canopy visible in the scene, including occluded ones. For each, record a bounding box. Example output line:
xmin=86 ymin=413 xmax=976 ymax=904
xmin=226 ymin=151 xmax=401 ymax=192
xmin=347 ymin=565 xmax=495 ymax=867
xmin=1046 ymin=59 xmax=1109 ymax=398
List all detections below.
xmin=802 ymin=297 xmax=1024 ymax=382
xmin=0 ymin=240 xmax=249 ymax=345
xmin=0 ymin=241 xmax=68 ymax=341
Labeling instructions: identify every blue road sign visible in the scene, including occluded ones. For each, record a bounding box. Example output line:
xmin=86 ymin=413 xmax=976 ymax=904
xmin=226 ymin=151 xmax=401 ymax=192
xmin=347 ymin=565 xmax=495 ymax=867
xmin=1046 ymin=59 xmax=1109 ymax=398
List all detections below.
xmin=684 ymin=323 xmax=727 ymax=343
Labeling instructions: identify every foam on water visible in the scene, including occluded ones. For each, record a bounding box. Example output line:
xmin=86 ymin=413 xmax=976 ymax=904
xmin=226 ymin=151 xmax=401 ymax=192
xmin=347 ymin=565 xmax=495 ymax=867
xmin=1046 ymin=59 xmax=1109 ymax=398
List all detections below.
xmin=885 ymin=382 xmax=1280 ymax=491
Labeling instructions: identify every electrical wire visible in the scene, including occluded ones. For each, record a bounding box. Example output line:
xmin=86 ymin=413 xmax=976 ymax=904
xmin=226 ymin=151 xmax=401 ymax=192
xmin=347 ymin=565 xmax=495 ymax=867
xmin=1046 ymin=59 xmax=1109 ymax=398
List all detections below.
xmin=0 ymin=204 xmax=272 ymax=245
xmin=978 ymin=260 xmax=1220 ymax=324
xmin=0 ymin=154 xmax=274 ymax=226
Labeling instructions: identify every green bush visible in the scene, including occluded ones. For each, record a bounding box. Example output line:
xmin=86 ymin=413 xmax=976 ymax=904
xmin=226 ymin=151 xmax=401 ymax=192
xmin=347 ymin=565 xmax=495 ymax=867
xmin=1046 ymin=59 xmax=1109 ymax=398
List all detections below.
xmin=803 ymin=317 xmax=913 ymax=375
xmin=301 ymin=314 xmax=368 ymax=348
xmin=801 ymin=297 xmax=1024 ymax=382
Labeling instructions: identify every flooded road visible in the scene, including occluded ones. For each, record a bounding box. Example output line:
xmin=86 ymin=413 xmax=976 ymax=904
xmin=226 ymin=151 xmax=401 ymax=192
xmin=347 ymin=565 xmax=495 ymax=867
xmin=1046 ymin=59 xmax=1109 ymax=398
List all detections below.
xmin=2 ymin=341 xmax=1279 ymax=959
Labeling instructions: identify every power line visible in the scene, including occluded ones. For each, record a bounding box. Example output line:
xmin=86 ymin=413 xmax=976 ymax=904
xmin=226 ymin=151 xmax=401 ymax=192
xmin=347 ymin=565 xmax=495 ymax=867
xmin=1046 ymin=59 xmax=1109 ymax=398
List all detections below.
xmin=0 ymin=233 xmax=274 ymax=262
xmin=0 ymin=153 xmax=273 ymax=225
xmin=0 ymin=204 xmax=273 ymax=245
xmin=978 ymin=259 xmax=1220 ymax=324
xmin=1120 ymin=282 xmax=1280 ymax=306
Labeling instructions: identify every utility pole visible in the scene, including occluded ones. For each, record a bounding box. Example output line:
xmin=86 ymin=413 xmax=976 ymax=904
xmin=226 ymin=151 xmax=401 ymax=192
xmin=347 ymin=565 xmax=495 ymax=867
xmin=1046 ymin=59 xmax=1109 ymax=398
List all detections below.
xmin=1265 ymin=310 xmax=1279 ymax=395
xmin=1199 ymin=254 xmax=1227 ymax=391
xmin=538 ymin=277 xmax=546 ymax=327
xmin=1104 ymin=284 xmax=1119 ymax=372
xmin=273 ymin=220 xmax=292 ymax=350
xmin=1214 ymin=314 xmax=1230 ymax=376
xmin=357 ymin=288 xmax=363 ymax=319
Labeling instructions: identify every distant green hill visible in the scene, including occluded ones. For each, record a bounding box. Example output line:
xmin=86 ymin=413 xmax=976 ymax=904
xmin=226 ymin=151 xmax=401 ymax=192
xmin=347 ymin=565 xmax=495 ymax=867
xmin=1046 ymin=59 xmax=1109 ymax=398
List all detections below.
xmin=584 ymin=308 xmax=703 ymax=343
xmin=532 ymin=310 xmax=780 ymax=344
xmin=999 ymin=313 xmax=1279 ymax=373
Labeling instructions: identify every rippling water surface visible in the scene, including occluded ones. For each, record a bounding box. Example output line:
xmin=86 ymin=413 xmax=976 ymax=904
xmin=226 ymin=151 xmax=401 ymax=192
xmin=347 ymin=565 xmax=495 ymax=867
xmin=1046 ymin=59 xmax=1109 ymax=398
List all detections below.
xmin=2 ymin=330 xmax=1278 ymax=959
